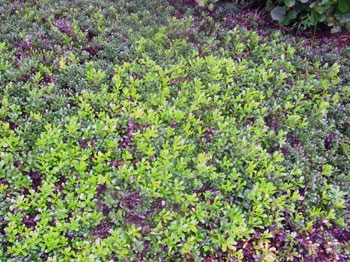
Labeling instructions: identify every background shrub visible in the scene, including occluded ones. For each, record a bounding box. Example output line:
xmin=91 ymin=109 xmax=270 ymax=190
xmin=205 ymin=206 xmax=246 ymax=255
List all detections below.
xmin=198 ymin=0 xmax=350 ymax=32
xmin=270 ymin=0 xmax=350 ymax=32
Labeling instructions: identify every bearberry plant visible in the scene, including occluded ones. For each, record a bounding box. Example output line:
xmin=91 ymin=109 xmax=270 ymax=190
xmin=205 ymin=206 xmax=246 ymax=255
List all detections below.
xmin=0 ymin=0 xmax=349 ymax=261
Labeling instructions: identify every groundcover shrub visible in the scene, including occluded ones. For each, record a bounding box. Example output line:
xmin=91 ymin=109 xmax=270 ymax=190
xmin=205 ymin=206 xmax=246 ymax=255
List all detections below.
xmin=0 ymin=0 xmax=349 ymax=261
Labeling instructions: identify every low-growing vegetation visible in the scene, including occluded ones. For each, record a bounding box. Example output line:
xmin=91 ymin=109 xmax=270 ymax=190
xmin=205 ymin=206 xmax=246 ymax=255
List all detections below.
xmin=0 ymin=0 xmax=349 ymax=261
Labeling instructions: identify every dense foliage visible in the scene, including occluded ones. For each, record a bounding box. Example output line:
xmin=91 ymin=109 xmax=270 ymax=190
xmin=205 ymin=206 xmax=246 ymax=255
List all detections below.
xmin=0 ymin=0 xmax=349 ymax=261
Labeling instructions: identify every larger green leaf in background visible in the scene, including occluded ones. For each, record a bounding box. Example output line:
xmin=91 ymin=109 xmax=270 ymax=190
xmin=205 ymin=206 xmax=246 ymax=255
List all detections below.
xmin=284 ymin=0 xmax=296 ymax=8
xmin=271 ymin=6 xmax=286 ymax=22
xmin=338 ymin=0 xmax=349 ymax=13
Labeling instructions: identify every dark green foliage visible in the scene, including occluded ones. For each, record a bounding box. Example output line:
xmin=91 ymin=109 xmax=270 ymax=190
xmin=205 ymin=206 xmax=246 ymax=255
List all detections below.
xmin=0 ymin=0 xmax=349 ymax=260
xmin=270 ymin=0 xmax=350 ymax=32
xmin=199 ymin=0 xmax=349 ymax=32
xmin=218 ymin=1 xmax=242 ymax=18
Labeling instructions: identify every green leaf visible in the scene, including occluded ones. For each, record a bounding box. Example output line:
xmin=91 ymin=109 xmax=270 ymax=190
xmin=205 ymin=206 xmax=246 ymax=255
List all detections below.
xmin=338 ymin=0 xmax=349 ymax=13
xmin=271 ymin=7 xmax=286 ymax=22
xmin=284 ymin=0 xmax=295 ymax=8
xmin=280 ymin=10 xmax=298 ymax=25
xmin=287 ymin=10 xmax=298 ymax=20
